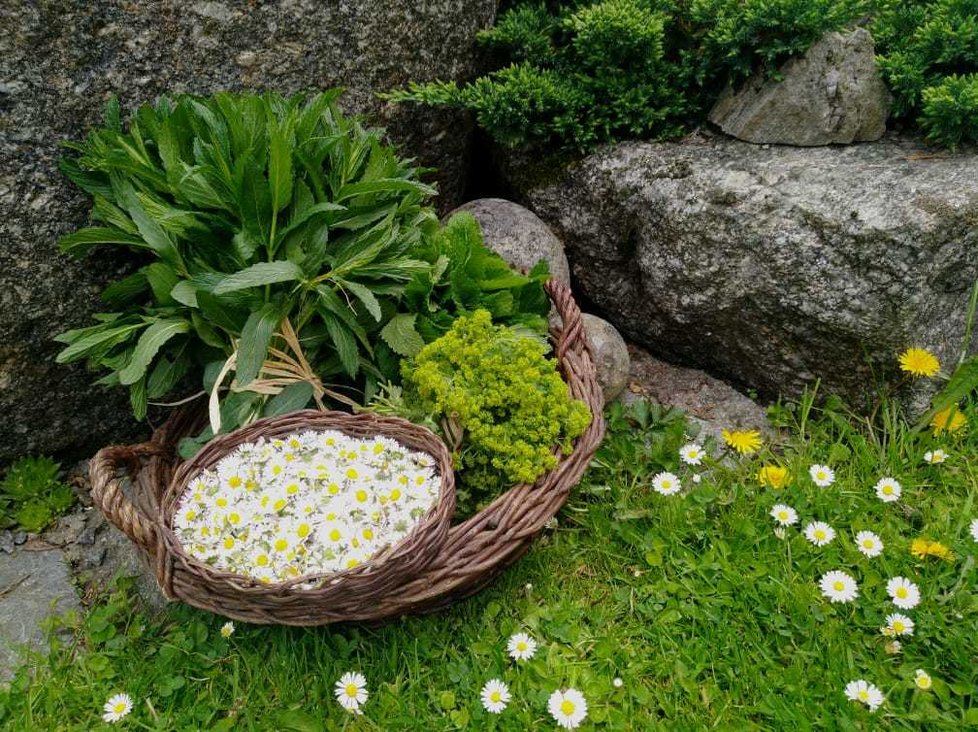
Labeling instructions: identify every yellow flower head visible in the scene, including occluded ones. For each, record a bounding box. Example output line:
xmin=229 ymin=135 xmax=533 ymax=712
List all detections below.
xmin=757 ymin=465 xmax=790 ymax=489
xmin=722 ymin=429 xmax=763 ymax=455
xmin=898 ymin=347 xmax=940 ymax=378
xmin=931 ymin=406 xmax=967 ymax=436
xmin=910 ymin=538 xmax=955 ymax=562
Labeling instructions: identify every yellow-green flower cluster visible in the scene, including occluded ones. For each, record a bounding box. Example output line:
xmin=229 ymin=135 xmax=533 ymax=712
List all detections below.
xmin=173 ymin=430 xmax=439 ymax=586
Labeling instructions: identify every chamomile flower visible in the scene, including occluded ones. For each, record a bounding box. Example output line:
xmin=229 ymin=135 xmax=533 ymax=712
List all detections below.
xmin=923 ymin=449 xmax=947 ymax=465
xmin=480 ymin=679 xmax=510 ymax=714
xmin=887 ymin=577 xmax=921 ymax=609
xmin=220 ymin=621 xmax=235 ymax=638
xmin=652 ymin=471 xmax=682 ymax=496
xmin=819 ymin=570 xmax=858 ymax=603
xmin=881 ymin=613 xmax=914 ymax=637
xmin=334 ymin=672 xmax=368 ymax=714
xmin=803 ymin=521 xmax=836 ymax=547
xmin=548 ymin=688 xmax=588 ymax=729
xmin=971 ymin=518 xmax=978 ymax=543
xmin=844 ymin=679 xmax=884 ymax=711
xmin=854 ymin=531 xmax=883 ymax=558
xmin=770 ymin=504 xmax=798 ymax=527
xmin=101 ymin=693 xmax=133 ymax=723
xmin=809 ymin=464 xmax=835 ymax=487
xmin=914 ymin=669 xmax=933 ymax=690
xmin=875 ymin=477 xmax=902 ymax=503
xmin=507 ymin=632 xmax=538 ymax=661
xmin=679 ymin=443 xmax=704 ymax=465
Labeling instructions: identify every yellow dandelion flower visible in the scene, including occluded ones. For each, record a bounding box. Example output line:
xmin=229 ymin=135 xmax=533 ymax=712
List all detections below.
xmin=757 ymin=465 xmax=789 ymax=489
xmin=931 ymin=407 xmax=967 ymax=436
xmin=898 ymin=348 xmax=940 ymax=378
xmin=722 ymin=429 xmax=763 ymax=455
xmin=910 ymin=538 xmax=955 ymax=562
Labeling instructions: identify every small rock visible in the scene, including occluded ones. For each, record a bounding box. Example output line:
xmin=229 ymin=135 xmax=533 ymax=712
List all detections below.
xmin=450 ymin=198 xmax=572 ymax=284
xmin=12 ymin=532 xmax=26 ymax=546
xmin=709 ymin=29 xmax=890 ymax=146
xmin=581 ymin=314 xmax=630 ymax=403
xmin=0 ymin=532 xmax=13 ymax=554
xmin=41 ymin=511 xmax=88 ymax=547
xmin=75 ymin=526 xmax=97 ymax=546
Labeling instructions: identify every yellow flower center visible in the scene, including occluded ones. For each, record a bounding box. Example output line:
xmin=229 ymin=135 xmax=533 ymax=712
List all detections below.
xmin=113 ymin=702 xmax=127 ymax=713
xmin=216 ymin=497 xmax=228 ymax=508
xmin=858 ymin=690 xmax=869 ymax=701
xmin=517 ymin=642 xmax=527 ymax=651
xmin=363 ymin=528 xmax=373 ymax=540
xmin=274 ymin=538 xmax=288 ymax=551
xmin=491 ymin=691 xmax=501 ymax=702
xmin=893 ymin=621 xmax=905 ymax=633
xmin=815 ymin=530 xmax=825 ymax=540
xmin=223 ymin=537 xmax=235 ymax=550
xmin=561 ymin=700 xmax=576 ymax=716
xmin=297 ymin=523 xmax=311 ymax=539
xmin=662 ymin=480 xmax=672 ymax=489
xmin=273 ymin=498 xmax=287 ymax=511
xmin=833 ymin=581 xmax=845 ymax=592
xmin=330 ymin=529 xmax=341 ymax=542
xmin=345 ymin=684 xmax=358 ymax=698
xmin=356 ymin=490 xmax=368 ymax=503
xmin=286 ymin=483 xmax=299 ymax=495
xmin=256 ymin=554 xmax=269 ymax=567
xmin=228 ymin=512 xmax=240 ymax=525
xmin=896 ymin=587 xmax=908 ymax=598
xmin=346 ymin=468 xmax=358 ymax=480
xmin=228 ymin=476 xmax=242 ymax=488
xmin=863 ymin=540 xmax=873 ymax=548
xmin=328 ymin=483 xmax=339 ymax=495
xmin=816 ymin=471 xmax=826 ymax=480
xmin=778 ymin=512 xmax=788 ymax=521
xmin=390 ymin=489 xmax=401 ymax=501
xmin=883 ymin=486 xmax=893 ymax=495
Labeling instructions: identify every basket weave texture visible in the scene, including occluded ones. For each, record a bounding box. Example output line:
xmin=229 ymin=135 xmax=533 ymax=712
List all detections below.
xmin=89 ymin=279 xmax=606 ymax=625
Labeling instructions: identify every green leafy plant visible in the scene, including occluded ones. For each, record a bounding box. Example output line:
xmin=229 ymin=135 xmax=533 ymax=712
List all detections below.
xmin=1 ymin=456 xmax=76 ymax=533
xmin=372 ymin=309 xmax=591 ymax=512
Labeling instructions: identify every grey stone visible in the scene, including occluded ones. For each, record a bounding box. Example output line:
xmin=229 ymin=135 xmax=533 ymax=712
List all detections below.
xmin=508 ymin=135 xmax=978 ymax=402
xmin=582 ymin=314 xmax=630 ymax=403
xmin=0 ymin=548 xmax=82 ymax=681
xmin=0 ymin=532 xmax=13 ymax=555
xmin=0 ymin=0 xmax=496 ymax=462
xmin=623 ymin=345 xmax=771 ymax=443
xmin=709 ymin=29 xmax=890 ymax=146
xmin=451 ymin=198 xmax=572 ymax=283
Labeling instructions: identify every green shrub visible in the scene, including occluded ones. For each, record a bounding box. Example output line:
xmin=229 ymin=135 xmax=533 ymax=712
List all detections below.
xmin=920 ymin=73 xmax=978 ymax=147
xmin=1 ymin=456 xmax=76 ymax=533
xmin=55 ymin=92 xmax=549 ymax=455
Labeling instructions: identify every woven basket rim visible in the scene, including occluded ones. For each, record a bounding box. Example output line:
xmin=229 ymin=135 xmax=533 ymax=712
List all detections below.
xmin=160 ymin=411 xmax=456 ymax=594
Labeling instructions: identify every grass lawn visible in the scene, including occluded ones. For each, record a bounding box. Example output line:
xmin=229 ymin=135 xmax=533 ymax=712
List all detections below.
xmin=1 ymin=392 xmax=977 ymax=731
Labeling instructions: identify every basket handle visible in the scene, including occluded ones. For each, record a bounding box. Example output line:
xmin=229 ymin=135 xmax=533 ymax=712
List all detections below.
xmin=89 ymin=443 xmax=168 ymax=560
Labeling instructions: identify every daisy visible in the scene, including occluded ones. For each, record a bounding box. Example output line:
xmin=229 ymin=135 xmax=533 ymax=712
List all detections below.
xmin=770 ymin=504 xmax=798 ymax=527
xmin=507 ymin=632 xmax=538 ymax=661
xmin=875 ymin=477 xmax=902 ymax=503
xmin=898 ymin=347 xmax=940 ymax=378
xmin=652 ymin=471 xmax=682 ymax=496
xmin=334 ymin=672 xmax=368 ymax=714
xmin=914 ymin=669 xmax=932 ymax=690
xmin=809 ymin=464 xmax=835 ymax=487
xmin=819 ymin=570 xmax=858 ymax=603
xmin=923 ymin=449 xmax=947 ymax=465
xmin=721 ymin=429 xmax=762 ymax=455
xmin=971 ymin=518 xmax=978 ymax=542
xmin=102 ymin=693 xmax=133 ymax=723
xmin=679 ymin=443 xmax=704 ymax=465
xmin=931 ymin=406 xmax=967 ymax=436
xmin=220 ymin=621 xmax=235 ymax=638
xmin=480 ymin=679 xmax=510 ymax=714
xmin=757 ymin=465 xmax=789 ymax=489
xmin=548 ymin=688 xmax=587 ymax=729
xmin=881 ymin=613 xmax=914 ymax=637
xmin=887 ymin=576 xmax=921 ymax=609
xmin=854 ymin=531 xmax=883 ymax=558
xmin=804 ymin=521 xmax=836 ymax=547
xmin=844 ymin=679 xmax=885 ymax=711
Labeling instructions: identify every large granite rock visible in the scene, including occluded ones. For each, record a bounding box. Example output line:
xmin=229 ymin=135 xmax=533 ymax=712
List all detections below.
xmin=582 ymin=314 xmax=630 ymax=403
xmin=709 ymin=29 xmax=890 ymax=146
xmin=508 ymin=135 xmax=978 ymax=402
xmin=0 ymin=0 xmax=496 ymax=461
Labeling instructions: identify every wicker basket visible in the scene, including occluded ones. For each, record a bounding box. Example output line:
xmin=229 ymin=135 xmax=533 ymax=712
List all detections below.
xmin=89 ymin=279 xmax=605 ymax=624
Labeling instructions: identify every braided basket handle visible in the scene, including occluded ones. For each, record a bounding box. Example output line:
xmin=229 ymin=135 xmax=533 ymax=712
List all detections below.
xmin=89 ymin=443 xmax=168 ymax=560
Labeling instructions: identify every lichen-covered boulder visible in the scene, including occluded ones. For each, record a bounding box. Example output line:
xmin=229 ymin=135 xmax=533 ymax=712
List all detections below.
xmin=709 ymin=29 xmax=890 ymax=146
xmin=582 ymin=314 xmax=630 ymax=403
xmin=508 ymin=135 xmax=978 ymax=402
xmin=0 ymin=0 xmax=495 ymax=461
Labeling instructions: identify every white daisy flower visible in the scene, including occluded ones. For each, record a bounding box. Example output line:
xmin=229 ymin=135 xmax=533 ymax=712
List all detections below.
xmin=923 ymin=449 xmax=947 ymax=464
xmin=102 ymin=692 xmax=133 ymax=723
xmin=844 ymin=679 xmax=884 ymax=712
xmin=548 ymin=688 xmax=588 ymax=729
xmin=480 ymin=679 xmax=510 ymax=714
xmin=875 ymin=477 xmax=902 ymax=503
xmin=334 ymin=672 xmax=368 ymax=714
xmin=819 ymin=570 xmax=858 ymax=603
xmin=854 ymin=530 xmax=883 ymax=558
xmin=809 ymin=464 xmax=835 ymax=487
xmin=652 ymin=471 xmax=682 ymax=496
xmin=914 ymin=669 xmax=932 ymax=690
xmin=507 ymin=632 xmax=538 ymax=661
xmin=220 ymin=621 xmax=235 ymax=638
xmin=679 ymin=443 xmax=704 ymax=465
xmin=970 ymin=518 xmax=978 ymax=543
xmin=803 ymin=521 xmax=836 ymax=547
xmin=770 ymin=504 xmax=798 ymax=527
xmin=881 ymin=613 xmax=914 ymax=637
xmin=886 ymin=576 xmax=921 ymax=609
